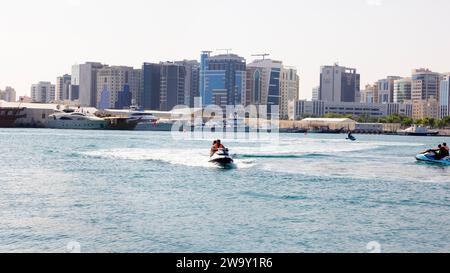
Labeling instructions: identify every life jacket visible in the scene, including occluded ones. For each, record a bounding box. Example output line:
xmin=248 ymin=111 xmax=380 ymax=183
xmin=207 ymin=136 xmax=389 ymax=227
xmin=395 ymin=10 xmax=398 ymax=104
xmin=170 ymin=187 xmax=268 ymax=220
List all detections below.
xmin=214 ymin=143 xmax=224 ymax=149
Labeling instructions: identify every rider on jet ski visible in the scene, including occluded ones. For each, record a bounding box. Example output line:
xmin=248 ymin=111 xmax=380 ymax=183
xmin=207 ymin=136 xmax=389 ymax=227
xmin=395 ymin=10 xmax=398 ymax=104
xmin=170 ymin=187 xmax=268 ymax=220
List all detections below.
xmin=210 ymin=139 xmax=226 ymax=156
xmin=424 ymin=144 xmax=448 ymax=160
xmin=348 ymin=131 xmax=355 ymax=140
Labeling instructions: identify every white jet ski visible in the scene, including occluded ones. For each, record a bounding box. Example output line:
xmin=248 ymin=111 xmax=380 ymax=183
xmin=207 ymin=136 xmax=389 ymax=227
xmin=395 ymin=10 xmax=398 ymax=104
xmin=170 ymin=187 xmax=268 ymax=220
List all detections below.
xmin=210 ymin=148 xmax=234 ymax=166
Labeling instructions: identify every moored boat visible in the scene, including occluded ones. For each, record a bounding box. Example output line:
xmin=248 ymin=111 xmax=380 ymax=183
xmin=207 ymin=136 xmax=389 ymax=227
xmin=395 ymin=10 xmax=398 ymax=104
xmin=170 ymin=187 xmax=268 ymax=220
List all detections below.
xmin=47 ymin=110 xmax=108 ymax=129
xmin=0 ymin=107 xmax=26 ymax=128
xmin=398 ymin=125 xmax=439 ymax=136
xmin=104 ymin=117 xmax=139 ymax=130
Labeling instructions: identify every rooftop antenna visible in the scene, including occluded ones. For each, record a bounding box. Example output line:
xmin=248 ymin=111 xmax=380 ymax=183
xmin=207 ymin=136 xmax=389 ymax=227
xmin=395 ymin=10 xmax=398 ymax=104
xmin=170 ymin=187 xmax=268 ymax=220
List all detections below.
xmin=216 ymin=48 xmax=233 ymax=55
xmin=252 ymin=53 xmax=270 ymax=60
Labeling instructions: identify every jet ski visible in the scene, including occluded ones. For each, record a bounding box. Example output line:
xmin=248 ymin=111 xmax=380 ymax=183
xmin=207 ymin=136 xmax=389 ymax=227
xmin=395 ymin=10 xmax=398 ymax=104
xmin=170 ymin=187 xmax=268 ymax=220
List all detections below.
xmin=210 ymin=148 xmax=234 ymax=166
xmin=415 ymin=152 xmax=450 ymax=165
xmin=346 ymin=133 xmax=356 ymax=141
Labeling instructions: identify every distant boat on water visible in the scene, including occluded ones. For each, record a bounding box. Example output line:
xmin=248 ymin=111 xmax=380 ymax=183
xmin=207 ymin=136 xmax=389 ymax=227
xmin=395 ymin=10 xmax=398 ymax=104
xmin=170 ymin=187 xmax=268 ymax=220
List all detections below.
xmin=398 ymin=125 xmax=439 ymax=136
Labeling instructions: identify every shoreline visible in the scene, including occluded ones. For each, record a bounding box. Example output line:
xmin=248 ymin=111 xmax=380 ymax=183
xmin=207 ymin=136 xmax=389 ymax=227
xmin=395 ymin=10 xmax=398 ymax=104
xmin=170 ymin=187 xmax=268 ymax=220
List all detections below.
xmin=0 ymin=126 xmax=449 ymax=137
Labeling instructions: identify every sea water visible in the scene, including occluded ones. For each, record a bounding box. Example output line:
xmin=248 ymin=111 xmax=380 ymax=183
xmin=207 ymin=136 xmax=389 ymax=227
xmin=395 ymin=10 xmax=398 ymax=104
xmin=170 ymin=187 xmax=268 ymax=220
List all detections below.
xmin=0 ymin=128 xmax=449 ymax=253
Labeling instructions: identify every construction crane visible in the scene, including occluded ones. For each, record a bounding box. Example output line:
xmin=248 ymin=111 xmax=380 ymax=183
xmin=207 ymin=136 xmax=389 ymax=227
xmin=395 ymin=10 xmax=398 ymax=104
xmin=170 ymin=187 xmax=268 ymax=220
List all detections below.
xmin=252 ymin=53 xmax=270 ymax=60
xmin=216 ymin=48 xmax=233 ymax=55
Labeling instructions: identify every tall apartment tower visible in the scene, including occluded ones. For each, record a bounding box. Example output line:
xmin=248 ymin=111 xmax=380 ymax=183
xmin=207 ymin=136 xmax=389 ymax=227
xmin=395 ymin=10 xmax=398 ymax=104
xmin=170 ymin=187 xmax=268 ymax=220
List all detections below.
xmin=31 ymin=82 xmax=56 ymax=103
xmin=96 ymin=66 xmax=142 ymax=109
xmin=411 ymin=68 xmax=441 ymax=101
xmin=56 ymin=74 xmax=72 ymax=101
xmin=280 ymin=67 xmax=299 ymax=119
xmin=72 ymin=62 xmax=106 ymax=107
xmin=160 ymin=62 xmax=186 ymax=111
xmin=174 ymin=60 xmax=200 ymax=107
xmin=360 ymin=84 xmax=377 ymax=104
xmin=319 ymin=64 xmax=360 ymax=103
xmin=142 ymin=63 xmax=162 ymax=110
xmin=439 ymin=74 xmax=450 ymax=118
xmin=393 ymin=78 xmax=412 ymax=103
xmin=411 ymin=68 xmax=441 ymax=119
xmin=377 ymin=76 xmax=402 ymax=104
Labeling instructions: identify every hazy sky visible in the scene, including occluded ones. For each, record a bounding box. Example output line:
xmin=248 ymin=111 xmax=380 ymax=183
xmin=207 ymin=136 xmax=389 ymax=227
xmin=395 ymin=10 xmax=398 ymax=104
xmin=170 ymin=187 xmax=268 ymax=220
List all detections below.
xmin=1 ymin=0 xmax=449 ymax=99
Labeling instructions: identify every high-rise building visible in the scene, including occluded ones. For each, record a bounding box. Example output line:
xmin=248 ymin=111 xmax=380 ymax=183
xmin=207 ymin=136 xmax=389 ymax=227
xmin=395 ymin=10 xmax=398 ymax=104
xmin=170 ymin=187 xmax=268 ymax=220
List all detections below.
xmin=312 ymin=86 xmax=320 ymax=101
xmin=439 ymin=74 xmax=450 ymax=118
xmin=0 ymin=87 xmax=16 ymax=102
xmin=56 ymin=74 xmax=72 ymax=101
xmin=377 ymin=76 xmax=402 ymax=104
xmin=199 ymin=51 xmax=246 ymax=107
xmin=393 ymin=78 xmax=412 ymax=103
xmin=174 ymin=60 xmax=200 ymax=107
xmin=96 ymin=66 xmax=141 ymax=109
xmin=142 ymin=63 xmax=162 ymax=110
xmin=72 ymin=62 xmax=106 ymax=106
xmin=160 ymin=62 xmax=186 ymax=111
xmin=411 ymin=69 xmax=441 ymax=119
xmin=245 ymin=66 xmax=262 ymax=106
xmin=319 ymin=64 xmax=360 ymax=103
xmin=360 ymin=84 xmax=377 ymax=104
xmin=245 ymin=59 xmax=282 ymax=111
xmin=280 ymin=67 xmax=299 ymax=119
xmin=30 ymin=82 xmax=56 ymax=103
xmin=411 ymin=68 xmax=441 ymax=101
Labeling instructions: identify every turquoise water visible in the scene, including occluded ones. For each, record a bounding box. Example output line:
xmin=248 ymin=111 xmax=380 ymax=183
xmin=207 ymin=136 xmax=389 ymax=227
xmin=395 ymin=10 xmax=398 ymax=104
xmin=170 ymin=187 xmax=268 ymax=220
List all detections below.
xmin=1 ymin=128 xmax=450 ymax=253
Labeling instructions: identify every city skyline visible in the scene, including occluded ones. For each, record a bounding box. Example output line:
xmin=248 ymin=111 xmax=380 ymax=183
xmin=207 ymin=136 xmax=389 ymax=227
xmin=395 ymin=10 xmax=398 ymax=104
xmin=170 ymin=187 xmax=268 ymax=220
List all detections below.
xmin=1 ymin=0 xmax=450 ymax=99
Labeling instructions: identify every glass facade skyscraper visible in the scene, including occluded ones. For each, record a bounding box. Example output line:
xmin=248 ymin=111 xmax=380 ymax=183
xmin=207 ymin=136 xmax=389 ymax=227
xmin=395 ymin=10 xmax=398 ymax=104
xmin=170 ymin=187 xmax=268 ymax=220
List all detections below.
xmin=246 ymin=59 xmax=283 ymax=107
xmin=393 ymin=78 xmax=412 ymax=103
xmin=199 ymin=52 xmax=246 ymax=107
xmin=142 ymin=63 xmax=162 ymax=110
xmin=160 ymin=62 xmax=186 ymax=111
xmin=440 ymin=75 xmax=450 ymax=118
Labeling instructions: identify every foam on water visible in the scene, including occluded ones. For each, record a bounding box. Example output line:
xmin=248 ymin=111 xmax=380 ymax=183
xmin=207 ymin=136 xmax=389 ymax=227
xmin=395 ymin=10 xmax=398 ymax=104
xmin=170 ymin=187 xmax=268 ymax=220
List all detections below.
xmin=81 ymin=136 xmax=426 ymax=173
xmin=82 ymin=148 xmax=256 ymax=169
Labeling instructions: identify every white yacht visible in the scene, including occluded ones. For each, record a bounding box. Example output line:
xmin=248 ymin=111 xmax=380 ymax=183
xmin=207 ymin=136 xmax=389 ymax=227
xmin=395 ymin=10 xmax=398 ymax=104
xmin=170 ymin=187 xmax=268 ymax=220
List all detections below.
xmin=126 ymin=111 xmax=177 ymax=131
xmin=128 ymin=112 xmax=159 ymax=123
xmin=48 ymin=110 xmax=108 ymax=129
xmin=398 ymin=125 xmax=439 ymax=136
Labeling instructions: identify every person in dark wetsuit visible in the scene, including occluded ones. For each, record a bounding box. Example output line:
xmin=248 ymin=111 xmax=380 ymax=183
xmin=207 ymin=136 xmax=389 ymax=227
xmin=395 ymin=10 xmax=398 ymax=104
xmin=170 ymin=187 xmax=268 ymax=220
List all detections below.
xmin=347 ymin=131 xmax=355 ymax=140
